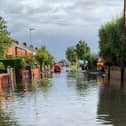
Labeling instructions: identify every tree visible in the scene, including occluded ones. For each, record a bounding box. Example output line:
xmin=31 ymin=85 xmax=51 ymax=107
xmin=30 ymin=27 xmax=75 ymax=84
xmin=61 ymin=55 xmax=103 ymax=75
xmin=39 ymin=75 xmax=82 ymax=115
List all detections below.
xmin=45 ymin=53 xmax=54 ymax=65
xmin=35 ymin=45 xmax=54 ymax=77
xmin=99 ymin=17 xmax=126 ymax=84
xmin=35 ymin=45 xmax=49 ymax=64
xmin=0 ymin=16 xmax=12 ymax=58
xmin=88 ymin=54 xmax=98 ymax=69
xmin=66 ymin=47 xmax=78 ymax=64
xmin=75 ymin=40 xmax=91 ymax=61
xmin=22 ymin=55 xmax=35 ymax=68
xmin=66 ymin=40 xmax=98 ymax=70
xmin=99 ymin=17 xmax=124 ymax=65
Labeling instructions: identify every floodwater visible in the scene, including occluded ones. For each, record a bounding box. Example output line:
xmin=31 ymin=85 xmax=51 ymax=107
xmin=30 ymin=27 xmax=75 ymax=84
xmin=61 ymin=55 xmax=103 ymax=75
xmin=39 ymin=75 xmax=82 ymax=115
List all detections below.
xmin=0 ymin=72 xmax=126 ymax=126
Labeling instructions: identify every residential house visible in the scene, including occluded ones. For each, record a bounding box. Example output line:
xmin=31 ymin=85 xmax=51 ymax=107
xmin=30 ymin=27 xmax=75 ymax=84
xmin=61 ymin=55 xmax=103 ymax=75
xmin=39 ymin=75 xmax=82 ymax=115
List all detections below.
xmin=6 ymin=40 xmax=37 ymax=57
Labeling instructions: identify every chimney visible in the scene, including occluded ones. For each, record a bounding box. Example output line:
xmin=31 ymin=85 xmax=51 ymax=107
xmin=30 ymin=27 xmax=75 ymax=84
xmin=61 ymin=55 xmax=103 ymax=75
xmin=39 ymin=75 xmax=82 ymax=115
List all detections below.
xmin=23 ymin=42 xmax=27 ymax=46
xmin=35 ymin=47 xmax=38 ymax=50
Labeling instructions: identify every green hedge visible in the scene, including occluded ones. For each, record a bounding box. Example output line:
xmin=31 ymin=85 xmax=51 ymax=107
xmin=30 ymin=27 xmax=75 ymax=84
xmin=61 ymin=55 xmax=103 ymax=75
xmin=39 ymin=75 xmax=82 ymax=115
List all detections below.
xmin=0 ymin=58 xmax=23 ymax=77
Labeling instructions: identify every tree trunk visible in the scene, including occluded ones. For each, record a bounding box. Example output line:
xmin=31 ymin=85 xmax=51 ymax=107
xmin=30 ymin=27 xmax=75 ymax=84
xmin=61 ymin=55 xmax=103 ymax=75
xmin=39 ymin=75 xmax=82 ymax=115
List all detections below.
xmin=121 ymin=65 xmax=125 ymax=88
xmin=108 ymin=65 xmax=111 ymax=84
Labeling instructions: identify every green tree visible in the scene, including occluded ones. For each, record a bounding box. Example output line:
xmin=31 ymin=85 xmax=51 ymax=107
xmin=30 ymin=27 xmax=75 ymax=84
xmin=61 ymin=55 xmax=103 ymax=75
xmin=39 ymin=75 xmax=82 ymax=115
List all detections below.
xmin=35 ymin=45 xmax=49 ymax=64
xmin=22 ymin=56 xmax=35 ymax=68
xmin=35 ymin=45 xmax=54 ymax=77
xmin=0 ymin=16 xmax=12 ymax=58
xmin=66 ymin=47 xmax=78 ymax=64
xmin=99 ymin=17 xmax=124 ymax=65
xmin=45 ymin=53 xmax=54 ymax=65
xmin=99 ymin=17 xmax=126 ymax=84
xmin=75 ymin=40 xmax=91 ymax=61
xmin=66 ymin=40 xmax=97 ymax=69
xmin=88 ymin=54 xmax=98 ymax=69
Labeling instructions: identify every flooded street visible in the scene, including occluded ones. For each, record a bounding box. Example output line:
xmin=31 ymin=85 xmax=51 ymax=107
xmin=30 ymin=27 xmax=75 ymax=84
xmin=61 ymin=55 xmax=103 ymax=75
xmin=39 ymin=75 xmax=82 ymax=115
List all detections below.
xmin=0 ymin=72 xmax=126 ymax=126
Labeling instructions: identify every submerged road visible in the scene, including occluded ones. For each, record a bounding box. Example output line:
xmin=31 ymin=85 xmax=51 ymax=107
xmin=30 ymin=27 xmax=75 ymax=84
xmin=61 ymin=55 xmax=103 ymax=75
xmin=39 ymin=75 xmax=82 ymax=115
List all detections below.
xmin=0 ymin=72 xmax=126 ymax=126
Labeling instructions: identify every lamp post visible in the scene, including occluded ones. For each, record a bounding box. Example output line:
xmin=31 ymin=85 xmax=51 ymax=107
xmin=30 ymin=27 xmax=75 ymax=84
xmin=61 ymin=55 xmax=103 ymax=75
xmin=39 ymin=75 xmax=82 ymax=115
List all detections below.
xmin=121 ymin=0 xmax=126 ymax=87
xmin=29 ymin=28 xmax=35 ymax=44
xmin=27 ymin=28 xmax=35 ymax=79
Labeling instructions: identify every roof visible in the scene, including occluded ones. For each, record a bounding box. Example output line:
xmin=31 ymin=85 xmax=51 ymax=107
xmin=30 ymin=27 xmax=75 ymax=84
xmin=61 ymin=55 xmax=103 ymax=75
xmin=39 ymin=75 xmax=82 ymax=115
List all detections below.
xmin=11 ymin=41 xmax=37 ymax=54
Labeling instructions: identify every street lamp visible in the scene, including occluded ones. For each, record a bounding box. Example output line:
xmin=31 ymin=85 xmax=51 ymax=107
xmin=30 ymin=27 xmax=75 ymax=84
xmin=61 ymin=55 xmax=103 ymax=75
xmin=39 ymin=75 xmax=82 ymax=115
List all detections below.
xmin=29 ymin=28 xmax=35 ymax=44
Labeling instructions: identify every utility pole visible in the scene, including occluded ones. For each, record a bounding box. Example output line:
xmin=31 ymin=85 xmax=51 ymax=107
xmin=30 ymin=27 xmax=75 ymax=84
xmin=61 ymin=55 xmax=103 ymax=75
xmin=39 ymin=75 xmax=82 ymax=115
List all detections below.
xmin=121 ymin=0 xmax=126 ymax=87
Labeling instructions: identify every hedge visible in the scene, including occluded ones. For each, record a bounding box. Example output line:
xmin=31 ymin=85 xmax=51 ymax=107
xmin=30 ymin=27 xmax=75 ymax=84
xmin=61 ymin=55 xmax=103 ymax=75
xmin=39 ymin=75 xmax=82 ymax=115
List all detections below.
xmin=0 ymin=58 xmax=23 ymax=77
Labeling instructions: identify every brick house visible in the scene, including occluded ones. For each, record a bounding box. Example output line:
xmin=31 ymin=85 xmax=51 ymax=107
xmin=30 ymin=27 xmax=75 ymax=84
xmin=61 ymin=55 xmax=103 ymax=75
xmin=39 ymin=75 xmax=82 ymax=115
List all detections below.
xmin=6 ymin=40 xmax=38 ymax=57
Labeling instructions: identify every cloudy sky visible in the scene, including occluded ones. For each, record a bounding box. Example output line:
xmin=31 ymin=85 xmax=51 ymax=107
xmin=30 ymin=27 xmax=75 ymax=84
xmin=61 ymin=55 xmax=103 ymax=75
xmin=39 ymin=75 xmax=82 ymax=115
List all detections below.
xmin=0 ymin=0 xmax=123 ymax=60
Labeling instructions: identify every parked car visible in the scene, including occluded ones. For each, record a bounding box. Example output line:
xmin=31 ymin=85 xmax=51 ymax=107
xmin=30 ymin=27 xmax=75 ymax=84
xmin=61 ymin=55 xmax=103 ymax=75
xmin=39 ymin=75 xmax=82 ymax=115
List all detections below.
xmin=54 ymin=64 xmax=61 ymax=73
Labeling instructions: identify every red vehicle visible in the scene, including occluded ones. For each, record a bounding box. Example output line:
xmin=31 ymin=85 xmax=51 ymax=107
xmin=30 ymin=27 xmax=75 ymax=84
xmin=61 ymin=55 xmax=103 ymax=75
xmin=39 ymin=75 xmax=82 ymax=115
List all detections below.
xmin=54 ymin=64 xmax=61 ymax=73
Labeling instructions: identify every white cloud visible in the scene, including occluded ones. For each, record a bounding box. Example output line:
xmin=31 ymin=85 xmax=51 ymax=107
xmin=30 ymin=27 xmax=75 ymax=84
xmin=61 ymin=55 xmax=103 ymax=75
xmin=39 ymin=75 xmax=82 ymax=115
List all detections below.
xmin=0 ymin=0 xmax=124 ymax=59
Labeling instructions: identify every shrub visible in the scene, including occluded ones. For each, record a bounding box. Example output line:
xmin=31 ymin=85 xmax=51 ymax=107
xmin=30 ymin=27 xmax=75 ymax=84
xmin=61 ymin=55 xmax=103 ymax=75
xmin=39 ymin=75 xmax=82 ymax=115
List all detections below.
xmin=0 ymin=58 xmax=23 ymax=77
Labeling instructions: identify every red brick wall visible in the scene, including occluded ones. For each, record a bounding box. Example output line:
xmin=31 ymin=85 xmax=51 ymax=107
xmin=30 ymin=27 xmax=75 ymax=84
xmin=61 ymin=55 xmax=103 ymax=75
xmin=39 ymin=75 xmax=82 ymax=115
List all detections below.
xmin=7 ymin=46 xmax=33 ymax=57
xmin=18 ymin=69 xmax=29 ymax=80
xmin=32 ymin=68 xmax=40 ymax=80
xmin=0 ymin=74 xmax=10 ymax=88
xmin=6 ymin=47 xmax=16 ymax=56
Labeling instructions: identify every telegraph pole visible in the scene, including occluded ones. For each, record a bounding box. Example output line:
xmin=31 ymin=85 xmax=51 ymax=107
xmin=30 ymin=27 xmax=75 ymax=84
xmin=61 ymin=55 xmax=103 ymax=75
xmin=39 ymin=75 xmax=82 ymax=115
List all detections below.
xmin=121 ymin=0 xmax=126 ymax=87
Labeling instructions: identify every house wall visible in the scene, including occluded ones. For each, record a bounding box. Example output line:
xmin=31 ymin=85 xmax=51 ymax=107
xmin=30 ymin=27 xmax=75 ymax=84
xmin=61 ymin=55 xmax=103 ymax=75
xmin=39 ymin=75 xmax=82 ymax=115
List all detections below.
xmin=6 ymin=46 xmax=16 ymax=56
xmin=0 ymin=74 xmax=10 ymax=89
xmin=7 ymin=45 xmax=33 ymax=57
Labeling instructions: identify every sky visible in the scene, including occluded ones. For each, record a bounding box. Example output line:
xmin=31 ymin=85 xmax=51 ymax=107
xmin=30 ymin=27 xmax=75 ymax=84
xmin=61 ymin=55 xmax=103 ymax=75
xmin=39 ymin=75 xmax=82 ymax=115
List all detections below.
xmin=0 ymin=0 xmax=123 ymax=60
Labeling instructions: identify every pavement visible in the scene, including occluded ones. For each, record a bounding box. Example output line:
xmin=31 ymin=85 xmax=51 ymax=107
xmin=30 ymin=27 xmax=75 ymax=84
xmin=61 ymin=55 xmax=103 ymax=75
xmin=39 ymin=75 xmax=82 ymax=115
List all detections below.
xmin=105 ymin=69 xmax=126 ymax=87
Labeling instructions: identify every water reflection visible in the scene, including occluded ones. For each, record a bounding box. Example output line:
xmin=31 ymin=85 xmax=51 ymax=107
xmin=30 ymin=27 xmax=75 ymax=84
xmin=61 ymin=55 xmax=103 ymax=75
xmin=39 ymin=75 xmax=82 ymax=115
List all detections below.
xmin=67 ymin=72 xmax=97 ymax=96
xmin=97 ymin=77 xmax=126 ymax=126
xmin=16 ymin=72 xmax=53 ymax=92
xmin=1 ymin=72 xmax=126 ymax=126
xmin=0 ymin=74 xmax=53 ymax=126
xmin=0 ymin=87 xmax=19 ymax=126
xmin=16 ymin=78 xmax=52 ymax=96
